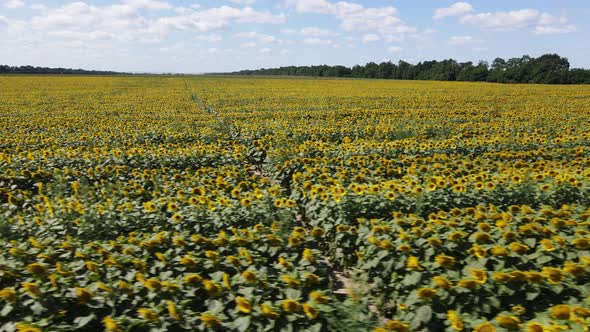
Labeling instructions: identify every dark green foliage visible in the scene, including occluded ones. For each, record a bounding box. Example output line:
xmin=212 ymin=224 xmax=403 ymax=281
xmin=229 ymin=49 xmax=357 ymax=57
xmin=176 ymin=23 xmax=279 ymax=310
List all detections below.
xmin=0 ymin=65 xmax=125 ymax=75
xmin=232 ymin=54 xmax=590 ymax=84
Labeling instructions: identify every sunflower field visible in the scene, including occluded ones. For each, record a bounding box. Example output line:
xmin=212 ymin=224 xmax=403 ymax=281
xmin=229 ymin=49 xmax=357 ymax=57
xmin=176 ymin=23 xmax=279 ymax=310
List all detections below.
xmin=0 ymin=76 xmax=589 ymax=332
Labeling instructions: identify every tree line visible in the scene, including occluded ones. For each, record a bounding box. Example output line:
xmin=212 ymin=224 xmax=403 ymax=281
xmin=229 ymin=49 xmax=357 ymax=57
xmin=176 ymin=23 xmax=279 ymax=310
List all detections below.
xmin=232 ymin=54 xmax=590 ymax=84
xmin=0 ymin=65 xmax=125 ymax=75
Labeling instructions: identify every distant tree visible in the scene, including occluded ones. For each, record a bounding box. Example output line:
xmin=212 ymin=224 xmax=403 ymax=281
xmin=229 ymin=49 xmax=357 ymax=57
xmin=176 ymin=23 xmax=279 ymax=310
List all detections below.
xmin=397 ymin=60 xmax=412 ymax=80
xmin=351 ymin=65 xmax=365 ymax=78
xmin=229 ymin=53 xmax=588 ymax=84
xmin=528 ymin=54 xmax=570 ymax=84
xmin=569 ymin=68 xmax=590 ymax=84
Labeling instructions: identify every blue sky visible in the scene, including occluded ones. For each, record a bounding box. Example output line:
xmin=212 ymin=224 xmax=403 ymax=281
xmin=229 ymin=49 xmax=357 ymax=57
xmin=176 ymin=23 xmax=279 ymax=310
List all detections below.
xmin=0 ymin=0 xmax=588 ymax=73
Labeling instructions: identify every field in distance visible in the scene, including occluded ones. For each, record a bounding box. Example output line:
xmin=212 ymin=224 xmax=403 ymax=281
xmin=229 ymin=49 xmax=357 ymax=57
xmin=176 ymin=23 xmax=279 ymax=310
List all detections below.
xmin=1 ymin=76 xmax=589 ymax=331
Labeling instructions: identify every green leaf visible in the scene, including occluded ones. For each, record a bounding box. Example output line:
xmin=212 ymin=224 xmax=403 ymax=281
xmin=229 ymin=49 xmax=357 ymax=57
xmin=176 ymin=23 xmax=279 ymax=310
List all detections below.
xmin=285 ymin=289 xmax=301 ymax=299
xmin=1 ymin=303 xmax=13 ymax=317
xmin=410 ymin=305 xmax=432 ymax=329
xmin=74 ymin=314 xmax=96 ymax=328
xmin=524 ymin=238 xmax=536 ymax=247
xmin=525 ymin=291 xmax=540 ymax=301
xmin=536 ymin=256 xmax=553 ymax=265
xmin=309 ymin=323 xmax=323 ymax=332
xmin=402 ymin=271 xmax=422 ymax=286
xmin=30 ymin=302 xmax=45 ymax=315
xmin=234 ymin=316 xmax=251 ymax=332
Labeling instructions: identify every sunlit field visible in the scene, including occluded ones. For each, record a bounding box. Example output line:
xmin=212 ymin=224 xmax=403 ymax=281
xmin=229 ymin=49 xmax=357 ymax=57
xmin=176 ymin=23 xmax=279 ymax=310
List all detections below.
xmin=1 ymin=76 xmax=589 ymax=331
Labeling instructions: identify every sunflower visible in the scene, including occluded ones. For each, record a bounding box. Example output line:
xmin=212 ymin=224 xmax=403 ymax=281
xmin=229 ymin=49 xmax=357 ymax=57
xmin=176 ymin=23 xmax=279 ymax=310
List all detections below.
xmin=0 ymin=288 xmax=17 ymax=302
xmin=473 ymin=322 xmax=497 ymax=332
xmin=26 ymin=263 xmax=47 ymax=276
xmin=385 ymin=320 xmax=410 ymax=332
xmin=235 ymin=296 xmax=252 ymax=314
xmin=416 ymin=287 xmax=437 ymax=299
xmin=75 ymin=287 xmax=94 ymax=304
xmin=281 ymin=299 xmax=301 ymax=313
xmin=241 ymin=270 xmax=257 ymax=284
xmin=260 ymin=303 xmax=280 ymax=319
xmin=15 ymin=323 xmax=42 ymax=332
xmin=200 ymin=312 xmax=221 ymax=327
xmin=302 ymin=248 xmax=315 ymax=263
xmin=103 ymin=316 xmax=122 ymax=332
xmin=549 ymin=304 xmax=570 ymax=320
xmin=542 ymin=267 xmax=563 ymax=284
xmin=406 ymin=256 xmax=423 ymax=271
xmin=310 ymin=290 xmax=329 ymax=304
xmin=302 ymin=303 xmax=318 ymax=319
xmin=137 ymin=308 xmax=158 ymax=321
xmin=167 ymin=301 xmax=181 ymax=320
xmin=447 ymin=310 xmax=464 ymax=331
xmin=435 ymin=255 xmax=455 ymax=268
xmin=496 ymin=315 xmax=520 ymax=330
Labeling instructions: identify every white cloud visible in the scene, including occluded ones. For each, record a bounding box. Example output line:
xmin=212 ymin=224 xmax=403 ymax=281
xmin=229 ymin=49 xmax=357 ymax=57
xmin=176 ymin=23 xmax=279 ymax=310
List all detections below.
xmin=387 ymin=46 xmax=402 ymax=53
xmin=4 ymin=0 xmax=24 ymax=9
xmin=361 ymin=33 xmax=380 ymax=43
xmin=302 ymin=37 xmax=333 ymax=45
xmin=158 ymin=6 xmax=285 ymax=32
xmin=259 ymin=47 xmax=271 ymax=53
xmin=448 ymin=35 xmax=482 ymax=46
xmin=286 ymin=0 xmax=415 ymax=37
xmin=538 ymin=13 xmax=556 ymax=25
xmin=461 ymin=9 xmax=540 ymax=31
xmin=124 ymin=0 xmax=171 ymax=11
xmin=460 ymin=9 xmax=577 ymax=34
xmin=241 ymin=42 xmax=257 ymax=48
xmin=29 ymin=3 xmax=45 ymax=10
xmin=300 ymin=26 xmax=339 ymax=36
xmin=433 ymin=2 xmax=473 ymax=19
xmin=287 ymin=0 xmax=333 ymax=13
xmin=0 ymin=0 xmax=288 ymax=71
xmin=235 ymin=31 xmax=277 ymax=43
xmin=231 ymin=0 xmax=256 ymax=4
xmin=194 ymin=33 xmax=223 ymax=42
xmin=24 ymin=2 xmax=286 ymax=46
xmin=533 ymin=25 xmax=577 ymax=35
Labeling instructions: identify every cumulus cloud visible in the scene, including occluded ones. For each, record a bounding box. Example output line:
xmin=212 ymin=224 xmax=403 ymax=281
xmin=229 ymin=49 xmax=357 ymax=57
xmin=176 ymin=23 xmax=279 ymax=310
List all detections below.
xmin=157 ymin=6 xmax=285 ymax=32
xmin=194 ymin=33 xmax=223 ymax=42
xmin=231 ymin=0 xmax=256 ymax=4
xmin=361 ymin=33 xmax=380 ymax=43
xmin=299 ymin=26 xmax=339 ymax=36
xmin=533 ymin=25 xmax=577 ymax=35
xmin=4 ymin=0 xmax=24 ymax=9
xmin=23 ymin=2 xmax=286 ymax=46
xmin=447 ymin=35 xmax=482 ymax=46
xmin=460 ymin=9 xmax=541 ymax=31
xmin=286 ymin=0 xmax=415 ymax=37
xmin=459 ymin=8 xmax=576 ymax=34
xmin=433 ymin=3 xmax=577 ymax=36
xmin=0 ymin=0 xmax=288 ymax=71
xmin=124 ymin=0 xmax=171 ymax=11
xmin=433 ymin=2 xmax=473 ymax=19
xmin=235 ymin=31 xmax=277 ymax=43
xmin=29 ymin=3 xmax=45 ymax=10
xmin=240 ymin=42 xmax=257 ymax=48
xmin=387 ymin=46 xmax=402 ymax=53
xmin=302 ymin=37 xmax=333 ymax=45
